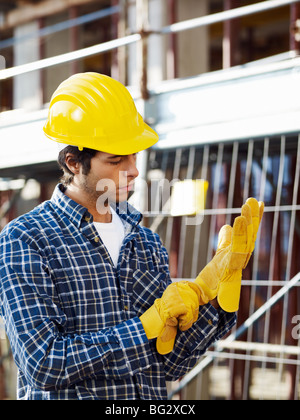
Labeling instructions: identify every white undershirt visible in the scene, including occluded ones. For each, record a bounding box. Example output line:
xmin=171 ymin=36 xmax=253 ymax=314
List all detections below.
xmin=93 ymin=208 xmax=125 ymax=267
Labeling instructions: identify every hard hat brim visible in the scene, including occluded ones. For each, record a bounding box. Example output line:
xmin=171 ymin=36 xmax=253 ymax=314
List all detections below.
xmin=44 ymin=120 xmax=159 ymax=155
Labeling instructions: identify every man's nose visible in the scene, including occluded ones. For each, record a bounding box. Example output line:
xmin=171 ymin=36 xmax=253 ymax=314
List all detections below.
xmin=126 ymin=155 xmax=139 ymax=179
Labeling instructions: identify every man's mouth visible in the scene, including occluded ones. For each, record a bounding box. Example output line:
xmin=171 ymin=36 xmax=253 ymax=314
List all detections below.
xmin=118 ymin=183 xmax=134 ymax=193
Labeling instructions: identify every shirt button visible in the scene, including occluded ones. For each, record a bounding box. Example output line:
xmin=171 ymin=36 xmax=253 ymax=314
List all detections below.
xmin=124 ymin=305 xmax=129 ymax=311
xmin=94 ymin=237 xmax=100 ymax=243
xmin=85 ymin=216 xmax=91 ymax=222
xmin=139 ymin=384 xmax=142 ymax=390
xmin=208 ymin=319 xmax=213 ymax=326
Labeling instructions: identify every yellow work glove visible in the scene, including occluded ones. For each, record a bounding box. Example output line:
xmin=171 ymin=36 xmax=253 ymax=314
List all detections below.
xmin=188 ymin=197 xmax=264 ymax=313
xmin=139 ymin=283 xmax=188 ymax=353
xmin=156 ymin=281 xmax=202 ymax=354
xmin=192 ymin=224 xmax=234 ymax=306
xmin=243 ymin=197 xmax=264 ymax=267
xmin=154 ymin=209 xmax=245 ymax=355
xmin=151 ymin=198 xmax=264 ymax=354
xmin=217 ymin=198 xmax=264 ymax=312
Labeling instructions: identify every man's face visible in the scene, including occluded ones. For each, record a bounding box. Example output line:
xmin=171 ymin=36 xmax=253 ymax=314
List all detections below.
xmin=78 ymin=151 xmax=139 ymax=206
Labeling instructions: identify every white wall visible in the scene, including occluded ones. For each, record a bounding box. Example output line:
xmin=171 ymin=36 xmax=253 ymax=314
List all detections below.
xmin=44 ymin=13 xmax=73 ymax=103
xmin=13 ymin=21 xmax=42 ymax=110
xmin=176 ymin=0 xmax=209 ymax=77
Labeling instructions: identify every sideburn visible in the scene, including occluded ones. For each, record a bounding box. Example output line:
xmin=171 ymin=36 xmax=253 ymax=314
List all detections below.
xmin=57 ymin=146 xmax=98 ymax=186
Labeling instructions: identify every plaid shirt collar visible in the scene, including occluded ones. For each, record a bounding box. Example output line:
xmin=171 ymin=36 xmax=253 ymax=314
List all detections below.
xmin=51 ymin=183 xmax=143 ymax=230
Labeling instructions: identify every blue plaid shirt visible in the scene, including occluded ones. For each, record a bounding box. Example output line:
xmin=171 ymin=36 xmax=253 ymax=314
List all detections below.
xmin=0 ymin=184 xmax=236 ymax=400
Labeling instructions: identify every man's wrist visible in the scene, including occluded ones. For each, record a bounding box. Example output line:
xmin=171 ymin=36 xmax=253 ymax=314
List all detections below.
xmin=210 ymin=298 xmax=220 ymax=309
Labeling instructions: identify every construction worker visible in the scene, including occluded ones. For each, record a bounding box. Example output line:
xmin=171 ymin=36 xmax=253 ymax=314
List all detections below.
xmin=0 ymin=73 xmax=263 ymax=400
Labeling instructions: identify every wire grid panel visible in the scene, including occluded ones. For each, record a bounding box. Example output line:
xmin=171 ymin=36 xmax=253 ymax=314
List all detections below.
xmin=145 ymin=134 xmax=300 ymax=400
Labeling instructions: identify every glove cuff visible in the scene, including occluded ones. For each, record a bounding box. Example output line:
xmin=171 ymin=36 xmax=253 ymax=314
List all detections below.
xmin=194 ymin=276 xmax=217 ymax=304
xmin=217 ymin=270 xmax=242 ymax=313
xmin=139 ymin=301 xmax=164 ymax=340
xmin=156 ymin=325 xmax=177 ymax=355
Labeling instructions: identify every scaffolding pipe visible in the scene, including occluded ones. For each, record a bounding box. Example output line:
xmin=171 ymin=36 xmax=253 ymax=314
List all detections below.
xmin=168 ymin=271 xmax=300 ymax=399
xmin=0 ymin=34 xmax=141 ymax=80
xmin=205 ymin=350 xmax=300 ymax=366
xmin=217 ymin=340 xmax=300 ymax=356
xmin=174 ymin=278 xmax=300 ymax=287
xmin=161 ymin=0 xmax=300 ymax=34
xmin=0 ymin=0 xmax=299 ymax=80
xmin=0 ymin=5 xmax=120 ymax=50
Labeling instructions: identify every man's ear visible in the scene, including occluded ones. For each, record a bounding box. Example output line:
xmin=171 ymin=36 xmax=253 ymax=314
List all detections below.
xmin=65 ymin=153 xmax=81 ymax=175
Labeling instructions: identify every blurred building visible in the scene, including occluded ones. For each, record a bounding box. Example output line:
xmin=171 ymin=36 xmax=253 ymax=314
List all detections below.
xmin=0 ymin=0 xmax=300 ymax=400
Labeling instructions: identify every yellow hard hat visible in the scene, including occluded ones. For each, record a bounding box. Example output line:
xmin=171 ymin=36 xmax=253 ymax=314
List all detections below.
xmin=43 ymin=72 xmax=158 ymax=154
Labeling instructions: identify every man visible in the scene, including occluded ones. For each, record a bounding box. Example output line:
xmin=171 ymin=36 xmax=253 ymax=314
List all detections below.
xmin=0 ymin=73 xmax=263 ymax=400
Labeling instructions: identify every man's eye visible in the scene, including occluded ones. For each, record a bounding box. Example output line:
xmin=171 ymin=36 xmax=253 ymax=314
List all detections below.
xmin=110 ymin=160 xmax=122 ymax=165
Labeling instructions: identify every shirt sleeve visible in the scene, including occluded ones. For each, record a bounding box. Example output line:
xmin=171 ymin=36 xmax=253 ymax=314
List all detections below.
xmin=0 ymin=233 xmax=154 ymax=392
xmin=162 ymin=304 xmax=236 ymax=381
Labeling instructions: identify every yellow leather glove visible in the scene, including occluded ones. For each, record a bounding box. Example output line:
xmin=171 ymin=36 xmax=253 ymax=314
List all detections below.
xmin=156 ymin=281 xmax=202 ymax=354
xmin=150 ymin=198 xmax=264 ymax=354
xmin=217 ymin=198 xmax=264 ymax=312
xmin=183 ymin=198 xmax=264 ymax=314
xmin=243 ymin=197 xmax=264 ymax=267
xmin=139 ymin=283 xmax=188 ymax=352
xmin=216 ymin=215 xmax=247 ymax=312
xmin=155 ymin=221 xmax=233 ymax=355
xmin=192 ymin=225 xmax=233 ymax=305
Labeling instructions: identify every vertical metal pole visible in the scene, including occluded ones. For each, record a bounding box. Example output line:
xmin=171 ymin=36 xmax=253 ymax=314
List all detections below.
xmin=191 ymin=145 xmax=209 ymax=278
xmin=290 ymin=2 xmax=300 ymax=54
xmin=242 ymin=139 xmax=255 ymax=400
xmin=177 ymin=147 xmax=196 ymax=278
xmin=166 ymin=148 xmax=182 ymax=278
xmin=226 ymin=142 xmax=239 ymax=225
xmin=242 ymin=139 xmax=254 ymax=203
xmin=38 ymin=17 xmax=45 ymax=105
xmin=111 ymin=0 xmax=120 ymax=81
xmin=207 ymin=143 xmax=224 ymax=263
xmin=111 ymin=0 xmax=127 ymax=84
xmin=136 ymin=0 xmax=149 ymax=100
xmin=69 ymin=6 xmax=79 ymax=75
xmin=167 ymin=0 xmax=177 ymax=79
xmin=223 ymin=0 xmax=240 ymax=69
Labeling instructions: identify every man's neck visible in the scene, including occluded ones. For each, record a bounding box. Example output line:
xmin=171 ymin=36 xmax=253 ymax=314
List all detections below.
xmin=64 ymin=185 xmax=112 ymax=223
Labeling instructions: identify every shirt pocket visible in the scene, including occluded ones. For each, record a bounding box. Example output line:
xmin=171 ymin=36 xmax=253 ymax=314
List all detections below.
xmin=131 ymin=268 xmax=168 ymax=317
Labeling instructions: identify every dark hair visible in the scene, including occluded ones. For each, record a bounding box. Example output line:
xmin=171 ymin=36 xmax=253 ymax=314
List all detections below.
xmin=57 ymin=146 xmax=98 ymax=186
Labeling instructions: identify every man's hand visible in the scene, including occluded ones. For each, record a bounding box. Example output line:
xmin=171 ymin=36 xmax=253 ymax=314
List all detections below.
xmin=156 ymin=281 xmax=202 ymax=354
xmin=141 ymin=198 xmax=264 ymax=355
xmin=139 ymin=283 xmax=188 ymax=353
xmin=155 ymin=198 xmax=264 ymax=355
xmin=217 ymin=198 xmax=264 ymax=312
xmin=193 ymin=198 xmax=264 ymax=313
xmin=170 ymin=224 xmax=233 ymax=334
